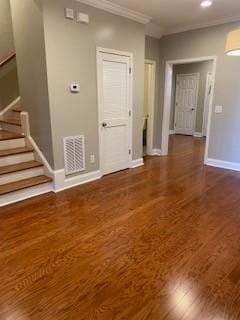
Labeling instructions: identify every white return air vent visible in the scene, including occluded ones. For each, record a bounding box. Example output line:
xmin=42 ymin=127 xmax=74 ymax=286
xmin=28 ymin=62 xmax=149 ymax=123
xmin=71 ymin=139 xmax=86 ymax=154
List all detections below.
xmin=64 ymin=135 xmax=85 ymax=175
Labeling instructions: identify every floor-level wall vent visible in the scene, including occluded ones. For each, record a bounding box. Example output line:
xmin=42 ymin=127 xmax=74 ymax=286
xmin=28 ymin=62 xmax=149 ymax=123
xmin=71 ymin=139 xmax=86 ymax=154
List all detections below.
xmin=63 ymin=135 xmax=85 ymax=175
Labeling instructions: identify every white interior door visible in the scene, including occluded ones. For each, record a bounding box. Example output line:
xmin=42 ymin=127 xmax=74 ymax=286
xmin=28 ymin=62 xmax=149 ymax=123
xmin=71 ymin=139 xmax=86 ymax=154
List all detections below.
xmin=174 ymin=73 xmax=199 ymax=135
xmin=202 ymin=73 xmax=213 ymax=137
xmin=97 ymin=51 xmax=131 ymax=175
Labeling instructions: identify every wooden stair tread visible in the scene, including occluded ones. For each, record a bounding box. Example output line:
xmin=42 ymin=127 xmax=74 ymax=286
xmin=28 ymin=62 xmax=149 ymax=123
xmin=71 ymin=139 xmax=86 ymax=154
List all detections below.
xmin=0 ymin=118 xmax=21 ymax=126
xmin=0 ymin=160 xmax=43 ymax=175
xmin=0 ymin=147 xmax=34 ymax=157
xmin=0 ymin=175 xmax=52 ymax=196
xmin=12 ymin=108 xmax=22 ymax=113
xmin=0 ymin=130 xmax=24 ymax=141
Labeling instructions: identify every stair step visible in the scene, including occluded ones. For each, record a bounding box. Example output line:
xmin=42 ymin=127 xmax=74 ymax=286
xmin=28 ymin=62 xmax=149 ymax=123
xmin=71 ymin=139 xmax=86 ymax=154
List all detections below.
xmin=12 ymin=108 xmax=22 ymax=113
xmin=0 ymin=130 xmax=24 ymax=141
xmin=0 ymin=118 xmax=21 ymax=126
xmin=0 ymin=175 xmax=52 ymax=196
xmin=0 ymin=147 xmax=33 ymax=158
xmin=0 ymin=161 xmax=43 ymax=176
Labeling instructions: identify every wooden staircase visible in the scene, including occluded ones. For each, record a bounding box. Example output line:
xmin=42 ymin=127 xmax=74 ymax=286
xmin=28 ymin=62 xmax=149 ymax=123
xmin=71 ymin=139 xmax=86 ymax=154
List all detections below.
xmin=0 ymin=103 xmax=53 ymax=206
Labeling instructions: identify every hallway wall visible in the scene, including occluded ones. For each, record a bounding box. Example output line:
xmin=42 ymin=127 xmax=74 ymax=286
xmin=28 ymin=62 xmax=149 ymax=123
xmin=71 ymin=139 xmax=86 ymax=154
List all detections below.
xmin=157 ymin=21 xmax=240 ymax=164
xmin=0 ymin=0 xmax=19 ymax=111
xmin=42 ymin=0 xmax=145 ymax=171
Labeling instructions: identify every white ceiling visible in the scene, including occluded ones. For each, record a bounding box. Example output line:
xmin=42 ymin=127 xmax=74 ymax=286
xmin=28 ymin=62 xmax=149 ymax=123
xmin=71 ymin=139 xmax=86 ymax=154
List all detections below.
xmin=107 ymin=0 xmax=240 ymax=38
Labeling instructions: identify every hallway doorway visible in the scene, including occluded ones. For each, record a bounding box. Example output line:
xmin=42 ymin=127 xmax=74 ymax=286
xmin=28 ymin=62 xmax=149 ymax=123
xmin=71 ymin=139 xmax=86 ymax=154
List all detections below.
xmin=161 ymin=56 xmax=217 ymax=165
xmin=143 ymin=60 xmax=156 ymax=156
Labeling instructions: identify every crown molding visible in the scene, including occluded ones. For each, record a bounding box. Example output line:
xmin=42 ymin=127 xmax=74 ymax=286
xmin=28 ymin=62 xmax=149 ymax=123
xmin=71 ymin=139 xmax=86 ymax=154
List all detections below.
xmin=75 ymin=0 xmax=152 ymax=24
xmin=164 ymin=15 xmax=240 ymax=35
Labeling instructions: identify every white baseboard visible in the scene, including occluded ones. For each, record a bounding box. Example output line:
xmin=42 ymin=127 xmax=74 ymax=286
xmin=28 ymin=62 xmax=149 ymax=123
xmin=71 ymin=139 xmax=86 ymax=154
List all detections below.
xmin=54 ymin=169 xmax=102 ymax=192
xmin=130 ymin=158 xmax=144 ymax=168
xmin=194 ymin=132 xmax=203 ymax=138
xmin=0 ymin=96 xmax=20 ymax=117
xmin=169 ymin=130 xmax=175 ymax=135
xmin=206 ymin=158 xmax=240 ymax=171
xmin=0 ymin=182 xmax=53 ymax=207
xmin=152 ymin=148 xmax=161 ymax=156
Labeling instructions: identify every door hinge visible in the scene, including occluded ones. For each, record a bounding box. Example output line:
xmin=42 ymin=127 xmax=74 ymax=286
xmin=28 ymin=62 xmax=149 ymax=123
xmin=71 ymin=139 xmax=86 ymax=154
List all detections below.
xmin=129 ymin=67 xmax=132 ymax=74
xmin=129 ymin=149 xmax=131 ymax=155
xmin=129 ymin=110 xmax=132 ymax=117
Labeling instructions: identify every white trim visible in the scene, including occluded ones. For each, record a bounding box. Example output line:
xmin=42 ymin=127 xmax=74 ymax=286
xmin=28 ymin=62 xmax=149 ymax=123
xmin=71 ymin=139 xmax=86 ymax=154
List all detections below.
xmin=75 ymin=0 xmax=151 ymax=24
xmin=169 ymin=130 xmax=175 ymax=135
xmin=164 ymin=15 xmax=240 ymax=36
xmin=202 ymin=72 xmax=213 ymax=137
xmin=206 ymin=158 xmax=240 ymax=172
xmin=0 ymin=182 xmax=53 ymax=207
xmin=0 ymin=96 xmax=20 ymax=117
xmin=54 ymin=169 xmax=102 ymax=192
xmin=161 ymin=56 xmax=217 ymax=166
xmin=174 ymin=72 xmax=199 ymax=136
xmin=152 ymin=149 xmax=161 ymax=156
xmin=96 ymin=47 xmax=133 ymax=176
xmin=145 ymin=59 xmax=156 ymax=156
xmin=130 ymin=158 xmax=144 ymax=168
xmin=194 ymin=132 xmax=203 ymax=138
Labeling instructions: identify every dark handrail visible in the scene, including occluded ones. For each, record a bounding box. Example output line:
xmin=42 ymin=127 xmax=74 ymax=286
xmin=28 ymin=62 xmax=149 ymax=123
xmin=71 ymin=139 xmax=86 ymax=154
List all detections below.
xmin=0 ymin=53 xmax=16 ymax=68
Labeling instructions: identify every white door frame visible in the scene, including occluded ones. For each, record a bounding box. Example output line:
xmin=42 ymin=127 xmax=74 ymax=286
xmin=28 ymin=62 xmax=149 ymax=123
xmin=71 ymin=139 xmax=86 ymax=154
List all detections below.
xmin=96 ymin=47 xmax=133 ymax=175
xmin=161 ymin=56 xmax=217 ymax=164
xmin=202 ymin=72 xmax=213 ymax=137
xmin=144 ymin=59 xmax=156 ymax=155
xmin=174 ymin=72 xmax=199 ymax=136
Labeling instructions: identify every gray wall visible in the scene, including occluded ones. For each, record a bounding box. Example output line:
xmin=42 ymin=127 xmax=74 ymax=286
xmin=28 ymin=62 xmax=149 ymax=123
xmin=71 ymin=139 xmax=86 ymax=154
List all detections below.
xmin=0 ymin=0 xmax=15 ymax=61
xmin=42 ymin=0 xmax=145 ymax=170
xmin=158 ymin=21 xmax=240 ymax=163
xmin=0 ymin=0 xmax=19 ymax=111
xmin=10 ymin=0 xmax=54 ymax=167
xmin=170 ymin=61 xmax=213 ymax=132
xmin=145 ymin=36 xmax=161 ymax=146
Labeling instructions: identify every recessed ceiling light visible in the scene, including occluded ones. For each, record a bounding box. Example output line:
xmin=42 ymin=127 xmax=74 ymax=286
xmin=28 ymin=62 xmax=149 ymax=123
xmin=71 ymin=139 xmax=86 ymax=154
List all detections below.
xmin=201 ymin=0 xmax=213 ymax=8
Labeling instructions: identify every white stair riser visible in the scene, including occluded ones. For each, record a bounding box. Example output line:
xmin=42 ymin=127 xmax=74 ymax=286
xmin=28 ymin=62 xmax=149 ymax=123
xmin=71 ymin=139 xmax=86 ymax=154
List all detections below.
xmin=0 ymin=138 xmax=25 ymax=150
xmin=0 ymin=122 xmax=22 ymax=134
xmin=0 ymin=167 xmax=44 ymax=185
xmin=0 ymin=152 xmax=34 ymax=167
xmin=0 ymin=182 xmax=53 ymax=207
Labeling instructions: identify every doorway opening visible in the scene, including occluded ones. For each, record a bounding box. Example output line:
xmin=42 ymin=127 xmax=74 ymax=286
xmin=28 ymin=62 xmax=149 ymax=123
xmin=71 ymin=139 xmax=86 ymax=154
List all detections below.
xmin=143 ymin=60 xmax=156 ymax=156
xmin=162 ymin=56 xmax=217 ymax=164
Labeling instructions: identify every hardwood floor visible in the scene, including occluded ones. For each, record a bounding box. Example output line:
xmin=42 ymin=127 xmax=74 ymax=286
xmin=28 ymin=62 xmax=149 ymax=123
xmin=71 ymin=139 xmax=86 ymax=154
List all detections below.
xmin=1 ymin=135 xmax=240 ymax=320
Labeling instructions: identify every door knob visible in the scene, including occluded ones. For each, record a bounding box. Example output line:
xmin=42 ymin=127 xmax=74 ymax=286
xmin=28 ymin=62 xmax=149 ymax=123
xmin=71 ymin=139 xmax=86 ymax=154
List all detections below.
xmin=191 ymin=108 xmax=195 ymax=111
xmin=102 ymin=122 xmax=107 ymax=127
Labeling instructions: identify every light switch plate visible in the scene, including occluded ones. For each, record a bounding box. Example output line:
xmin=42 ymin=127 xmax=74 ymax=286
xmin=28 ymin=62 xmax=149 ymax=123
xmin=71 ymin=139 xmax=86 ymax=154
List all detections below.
xmin=77 ymin=12 xmax=90 ymax=24
xmin=65 ymin=8 xmax=74 ymax=20
xmin=215 ymin=105 xmax=223 ymax=114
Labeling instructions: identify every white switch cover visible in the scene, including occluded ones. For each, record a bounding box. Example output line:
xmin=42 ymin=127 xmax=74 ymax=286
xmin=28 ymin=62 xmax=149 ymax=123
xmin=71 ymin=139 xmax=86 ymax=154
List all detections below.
xmin=65 ymin=8 xmax=74 ymax=20
xmin=77 ymin=12 xmax=90 ymax=24
xmin=215 ymin=105 xmax=223 ymax=114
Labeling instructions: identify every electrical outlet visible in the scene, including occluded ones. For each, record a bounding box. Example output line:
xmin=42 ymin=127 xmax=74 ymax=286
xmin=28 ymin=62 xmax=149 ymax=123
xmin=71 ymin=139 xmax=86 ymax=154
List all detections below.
xmin=90 ymin=155 xmax=95 ymax=164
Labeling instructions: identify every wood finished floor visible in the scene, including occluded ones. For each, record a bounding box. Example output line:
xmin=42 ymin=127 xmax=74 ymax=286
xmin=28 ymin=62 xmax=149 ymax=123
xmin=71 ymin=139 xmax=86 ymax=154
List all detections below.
xmin=1 ymin=135 xmax=240 ymax=320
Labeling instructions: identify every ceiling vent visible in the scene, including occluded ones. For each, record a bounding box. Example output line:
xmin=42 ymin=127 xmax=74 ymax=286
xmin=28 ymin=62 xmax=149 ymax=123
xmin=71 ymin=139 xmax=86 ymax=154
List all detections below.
xmin=63 ymin=135 xmax=85 ymax=175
